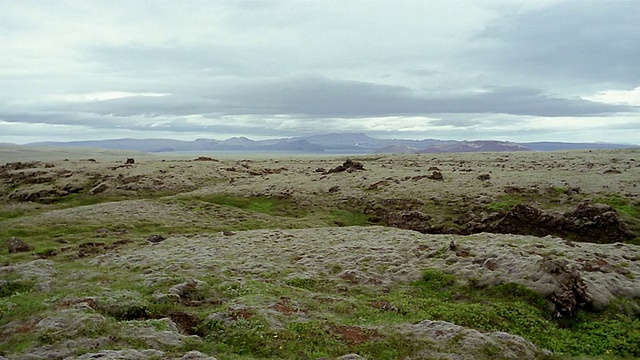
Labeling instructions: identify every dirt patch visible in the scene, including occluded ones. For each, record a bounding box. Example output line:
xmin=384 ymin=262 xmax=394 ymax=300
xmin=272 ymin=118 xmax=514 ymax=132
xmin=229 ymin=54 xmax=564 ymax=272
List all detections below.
xmin=269 ymin=297 xmax=303 ymax=315
xmin=330 ymin=325 xmax=378 ymax=345
xmin=168 ymin=311 xmax=205 ymax=336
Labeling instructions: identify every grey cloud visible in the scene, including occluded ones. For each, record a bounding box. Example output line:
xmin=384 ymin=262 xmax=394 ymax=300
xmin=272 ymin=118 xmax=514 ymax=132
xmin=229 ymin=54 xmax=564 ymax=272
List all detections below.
xmin=86 ymin=44 xmax=258 ymax=77
xmin=476 ymin=1 xmax=640 ymax=88
xmin=219 ymin=79 xmax=635 ymax=118
xmin=3 ymin=78 xmax=635 ymax=134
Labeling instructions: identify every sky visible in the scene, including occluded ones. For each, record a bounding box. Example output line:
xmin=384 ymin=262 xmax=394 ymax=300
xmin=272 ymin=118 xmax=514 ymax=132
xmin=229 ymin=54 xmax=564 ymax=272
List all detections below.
xmin=1 ymin=0 xmax=639 ymax=145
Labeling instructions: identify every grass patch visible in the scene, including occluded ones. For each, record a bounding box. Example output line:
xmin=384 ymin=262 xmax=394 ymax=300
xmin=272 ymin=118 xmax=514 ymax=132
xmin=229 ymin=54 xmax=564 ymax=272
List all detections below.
xmin=598 ymin=195 xmax=640 ymax=219
xmin=328 ymin=209 xmax=371 ymax=227
xmin=486 ymin=195 xmax=524 ymax=211
xmin=0 ymin=280 xmax=35 ymax=298
xmin=0 ymin=209 xmax=28 ymax=221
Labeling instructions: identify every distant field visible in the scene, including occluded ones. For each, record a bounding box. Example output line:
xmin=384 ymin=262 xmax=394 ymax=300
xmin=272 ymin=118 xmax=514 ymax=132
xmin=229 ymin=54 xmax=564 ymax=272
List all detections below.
xmin=0 ymin=145 xmax=157 ymax=163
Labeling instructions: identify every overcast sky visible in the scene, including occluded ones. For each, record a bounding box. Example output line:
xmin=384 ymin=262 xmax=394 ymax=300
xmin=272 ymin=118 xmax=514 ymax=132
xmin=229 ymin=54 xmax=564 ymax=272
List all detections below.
xmin=1 ymin=0 xmax=639 ymax=144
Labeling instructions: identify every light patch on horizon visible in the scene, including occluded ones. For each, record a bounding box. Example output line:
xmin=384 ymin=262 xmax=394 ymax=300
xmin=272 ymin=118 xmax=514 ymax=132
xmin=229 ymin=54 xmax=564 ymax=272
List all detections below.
xmin=50 ymin=92 xmax=171 ymax=103
xmin=585 ymin=86 xmax=640 ymax=106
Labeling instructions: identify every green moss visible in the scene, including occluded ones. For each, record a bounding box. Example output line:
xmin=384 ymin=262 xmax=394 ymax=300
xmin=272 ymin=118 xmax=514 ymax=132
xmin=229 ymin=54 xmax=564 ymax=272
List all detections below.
xmin=486 ymin=195 xmax=523 ymax=211
xmin=599 ymin=195 xmax=640 ymax=219
xmin=182 ymin=194 xmax=307 ymax=218
xmin=286 ymin=277 xmax=337 ymax=293
xmin=419 ymin=268 xmax=456 ymax=290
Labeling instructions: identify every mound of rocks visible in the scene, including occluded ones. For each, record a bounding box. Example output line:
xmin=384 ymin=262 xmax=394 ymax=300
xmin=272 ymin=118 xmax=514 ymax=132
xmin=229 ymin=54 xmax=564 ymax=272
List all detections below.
xmin=367 ymin=196 xmax=633 ymax=243
xmin=325 ymin=160 xmax=365 ymax=174
xmin=466 ymin=201 xmax=633 ymax=243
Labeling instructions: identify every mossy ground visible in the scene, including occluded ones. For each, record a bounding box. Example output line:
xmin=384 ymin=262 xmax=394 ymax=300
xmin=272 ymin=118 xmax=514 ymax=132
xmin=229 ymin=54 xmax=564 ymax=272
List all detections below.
xmin=1 ymin=149 xmax=640 ymax=359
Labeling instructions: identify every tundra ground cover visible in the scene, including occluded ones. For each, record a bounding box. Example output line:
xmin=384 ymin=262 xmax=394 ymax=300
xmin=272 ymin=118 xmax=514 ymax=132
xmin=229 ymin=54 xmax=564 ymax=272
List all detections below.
xmin=1 ymin=148 xmax=639 ymax=359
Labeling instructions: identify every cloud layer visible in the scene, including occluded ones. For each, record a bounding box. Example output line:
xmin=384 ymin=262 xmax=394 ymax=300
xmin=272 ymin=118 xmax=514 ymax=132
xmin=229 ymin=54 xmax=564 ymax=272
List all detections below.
xmin=1 ymin=1 xmax=638 ymax=144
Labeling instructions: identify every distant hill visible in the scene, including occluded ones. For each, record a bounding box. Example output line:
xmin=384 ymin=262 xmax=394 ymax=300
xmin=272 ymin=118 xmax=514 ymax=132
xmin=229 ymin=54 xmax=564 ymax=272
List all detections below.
xmin=416 ymin=140 xmax=530 ymax=153
xmin=522 ymin=142 xmax=639 ymax=151
xmin=24 ymin=133 xmax=638 ymax=154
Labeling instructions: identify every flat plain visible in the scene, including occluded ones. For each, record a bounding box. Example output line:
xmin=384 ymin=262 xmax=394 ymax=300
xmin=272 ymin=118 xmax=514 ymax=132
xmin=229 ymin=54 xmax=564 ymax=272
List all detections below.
xmin=1 ymin=147 xmax=639 ymax=359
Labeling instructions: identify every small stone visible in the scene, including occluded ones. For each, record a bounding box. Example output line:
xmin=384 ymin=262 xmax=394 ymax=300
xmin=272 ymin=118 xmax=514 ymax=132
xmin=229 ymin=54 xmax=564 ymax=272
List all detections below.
xmin=427 ymin=170 xmax=444 ymax=180
xmin=448 ymin=240 xmax=457 ymax=251
xmin=147 ymin=235 xmax=166 ymax=243
xmin=336 ymin=355 xmax=365 ymax=360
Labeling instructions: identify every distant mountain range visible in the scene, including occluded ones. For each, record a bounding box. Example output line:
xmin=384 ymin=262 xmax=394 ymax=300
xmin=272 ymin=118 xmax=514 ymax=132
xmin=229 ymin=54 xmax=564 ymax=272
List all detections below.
xmin=26 ymin=133 xmax=638 ymax=154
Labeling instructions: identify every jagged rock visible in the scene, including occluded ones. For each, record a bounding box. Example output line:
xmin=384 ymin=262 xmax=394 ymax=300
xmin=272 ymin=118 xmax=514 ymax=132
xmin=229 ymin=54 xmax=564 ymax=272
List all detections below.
xmin=8 ymin=188 xmax=59 ymax=202
xmin=426 ymin=170 xmax=444 ymax=180
xmin=540 ymin=258 xmax=591 ymax=318
xmin=0 ymin=161 xmax=41 ymax=172
xmin=477 ymin=173 xmax=491 ymax=181
xmin=7 ymin=237 xmax=33 ymax=253
xmin=563 ymin=201 xmax=633 ymax=243
xmin=465 ymin=202 xmax=633 ymax=243
xmin=125 ymin=158 xmax=135 ymax=164
xmin=326 ymin=160 xmax=365 ymax=174
xmin=466 ymin=204 xmax=564 ymax=238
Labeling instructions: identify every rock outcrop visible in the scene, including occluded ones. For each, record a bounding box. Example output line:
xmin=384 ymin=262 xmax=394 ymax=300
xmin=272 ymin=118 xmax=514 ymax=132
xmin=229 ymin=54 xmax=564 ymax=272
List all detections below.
xmin=466 ymin=201 xmax=633 ymax=243
xmin=326 ymin=160 xmax=365 ymax=174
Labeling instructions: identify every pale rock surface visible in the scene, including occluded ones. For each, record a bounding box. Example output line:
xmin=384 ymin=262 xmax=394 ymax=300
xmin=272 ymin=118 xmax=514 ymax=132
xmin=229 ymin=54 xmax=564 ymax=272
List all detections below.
xmin=401 ymin=320 xmax=551 ymax=359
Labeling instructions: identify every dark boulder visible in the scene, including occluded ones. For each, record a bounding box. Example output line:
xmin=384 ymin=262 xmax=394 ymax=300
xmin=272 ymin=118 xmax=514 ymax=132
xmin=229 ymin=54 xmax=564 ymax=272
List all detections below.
xmin=326 ymin=160 xmax=365 ymax=174
xmin=426 ymin=171 xmax=444 ymax=181
xmin=564 ymin=201 xmax=634 ymax=243
xmin=147 ymin=235 xmax=166 ymax=243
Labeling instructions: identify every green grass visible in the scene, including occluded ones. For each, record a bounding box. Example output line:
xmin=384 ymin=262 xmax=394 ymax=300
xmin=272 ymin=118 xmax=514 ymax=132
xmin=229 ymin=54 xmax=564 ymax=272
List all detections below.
xmin=599 ymin=195 xmax=640 ymax=219
xmin=486 ymin=195 xmax=524 ymax=211
xmin=1 ymin=261 xmax=639 ymax=359
xmin=328 ymin=209 xmax=371 ymax=227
